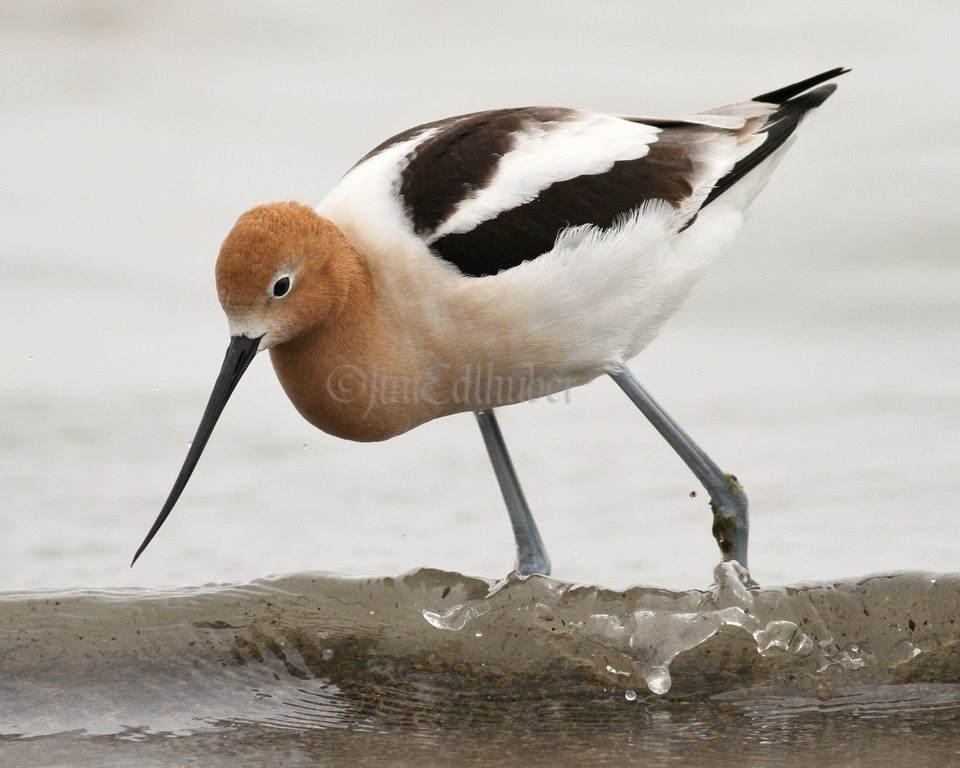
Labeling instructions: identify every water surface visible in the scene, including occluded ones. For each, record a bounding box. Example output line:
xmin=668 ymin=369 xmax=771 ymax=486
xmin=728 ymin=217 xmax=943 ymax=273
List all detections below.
xmin=3 ymin=568 xmax=960 ymax=766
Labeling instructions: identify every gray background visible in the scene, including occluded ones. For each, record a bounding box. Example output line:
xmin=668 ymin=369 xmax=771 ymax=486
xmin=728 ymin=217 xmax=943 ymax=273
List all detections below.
xmin=1 ymin=1 xmax=957 ymax=589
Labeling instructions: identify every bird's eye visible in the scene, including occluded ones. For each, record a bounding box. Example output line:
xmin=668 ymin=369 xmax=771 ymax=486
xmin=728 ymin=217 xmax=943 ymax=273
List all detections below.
xmin=272 ymin=275 xmax=292 ymax=298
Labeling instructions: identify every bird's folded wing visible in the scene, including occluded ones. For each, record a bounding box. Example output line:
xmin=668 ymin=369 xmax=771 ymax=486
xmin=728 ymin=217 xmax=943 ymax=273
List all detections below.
xmin=340 ymin=69 xmax=846 ymax=278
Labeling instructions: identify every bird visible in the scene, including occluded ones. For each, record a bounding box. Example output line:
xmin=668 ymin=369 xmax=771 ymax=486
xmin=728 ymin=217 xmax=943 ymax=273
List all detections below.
xmin=133 ymin=67 xmax=849 ymax=575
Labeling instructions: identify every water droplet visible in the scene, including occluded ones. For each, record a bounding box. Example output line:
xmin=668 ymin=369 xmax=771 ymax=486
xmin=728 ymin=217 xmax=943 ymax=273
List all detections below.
xmin=888 ymin=640 xmax=921 ymax=667
xmin=645 ymin=666 xmax=672 ymax=695
xmin=302 ymin=443 xmax=308 ymax=450
xmin=474 ymin=631 xmax=483 ymax=638
xmin=624 ymin=689 xmax=637 ymax=702
xmin=754 ymin=620 xmax=813 ymax=657
xmin=422 ymin=600 xmax=492 ymax=631
xmin=153 ymin=386 xmax=159 ymax=392
xmin=321 ymin=648 xmax=335 ymax=661
xmin=534 ymin=602 xmax=555 ymax=622
xmin=689 ymin=490 xmax=697 ymax=498
xmin=27 ymin=356 xmax=34 ymax=362
xmin=186 ymin=440 xmax=192 ymax=448
xmin=817 ymin=644 xmax=868 ymax=673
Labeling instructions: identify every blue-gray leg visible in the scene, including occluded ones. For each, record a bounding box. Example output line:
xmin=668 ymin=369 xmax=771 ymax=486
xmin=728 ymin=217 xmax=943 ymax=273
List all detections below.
xmin=609 ymin=364 xmax=749 ymax=568
xmin=475 ymin=409 xmax=551 ymax=576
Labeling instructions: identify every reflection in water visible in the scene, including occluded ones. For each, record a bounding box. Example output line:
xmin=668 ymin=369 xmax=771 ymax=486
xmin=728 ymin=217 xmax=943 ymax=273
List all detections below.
xmin=1 ymin=568 xmax=959 ymax=765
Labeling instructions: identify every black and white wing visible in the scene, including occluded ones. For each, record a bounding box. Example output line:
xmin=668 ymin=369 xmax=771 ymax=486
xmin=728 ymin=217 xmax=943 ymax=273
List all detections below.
xmin=323 ymin=68 xmax=847 ymax=278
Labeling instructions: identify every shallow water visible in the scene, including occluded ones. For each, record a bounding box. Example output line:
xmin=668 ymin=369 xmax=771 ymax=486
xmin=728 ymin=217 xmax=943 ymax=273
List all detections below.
xmin=3 ymin=1 xmax=960 ymax=765
xmin=3 ymin=567 xmax=960 ymax=766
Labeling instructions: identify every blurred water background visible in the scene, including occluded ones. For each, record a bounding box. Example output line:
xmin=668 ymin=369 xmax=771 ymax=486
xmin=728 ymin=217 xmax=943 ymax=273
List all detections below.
xmin=1 ymin=1 xmax=959 ymax=763
xmin=2 ymin=0 xmax=958 ymax=592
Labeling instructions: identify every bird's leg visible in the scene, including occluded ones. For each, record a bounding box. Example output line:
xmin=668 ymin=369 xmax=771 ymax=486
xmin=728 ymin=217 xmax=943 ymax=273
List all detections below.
xmin=475 ymin=409 xmax=551 ymax=576
xmin=608 ymin=364 xmax=749 ymax=568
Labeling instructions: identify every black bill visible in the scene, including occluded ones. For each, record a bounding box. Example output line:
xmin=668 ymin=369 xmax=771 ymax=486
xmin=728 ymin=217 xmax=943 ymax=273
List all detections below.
xmin=132 ymin=334 xmax=262 ymax=565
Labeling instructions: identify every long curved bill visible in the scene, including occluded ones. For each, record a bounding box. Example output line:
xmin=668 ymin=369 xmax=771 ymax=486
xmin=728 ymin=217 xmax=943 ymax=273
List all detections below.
xmin=132 ymin=334 xmax=262 ymax=565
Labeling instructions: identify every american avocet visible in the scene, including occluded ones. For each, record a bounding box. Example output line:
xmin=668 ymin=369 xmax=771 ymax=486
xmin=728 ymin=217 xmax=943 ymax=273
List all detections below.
xmin=133 ymin=68 xmax=848 ymax=574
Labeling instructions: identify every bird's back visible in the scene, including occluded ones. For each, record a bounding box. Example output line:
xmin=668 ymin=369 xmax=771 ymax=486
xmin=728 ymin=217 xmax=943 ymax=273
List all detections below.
xmin=321 ymin=68 xmax=846 ymax=280
xmin=315 ymin=70 xmax=847 ymax=399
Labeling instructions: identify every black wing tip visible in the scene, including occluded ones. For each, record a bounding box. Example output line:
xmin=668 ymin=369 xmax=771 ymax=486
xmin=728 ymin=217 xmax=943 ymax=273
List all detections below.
xmin=700 ymin=69 xmax=848 ymax=210
xmin=784 ymin=82 xmax=838 ymax=112
xmin=752 ymin=67 xmax=851 ymax=105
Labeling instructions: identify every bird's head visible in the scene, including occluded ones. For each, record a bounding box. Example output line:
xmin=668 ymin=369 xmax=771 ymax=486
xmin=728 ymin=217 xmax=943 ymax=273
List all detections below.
xmin=132 ymin=201 xmax=363 ymax=564
xmin=216 ymin=201 xmax=360 ymax=351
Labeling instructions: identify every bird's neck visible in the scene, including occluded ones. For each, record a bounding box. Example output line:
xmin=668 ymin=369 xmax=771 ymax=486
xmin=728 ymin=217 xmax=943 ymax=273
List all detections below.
xmin=269 ymin=248 xmax=410 ymax=441
xmin=269 ymin=236 xmax=589 ymax=442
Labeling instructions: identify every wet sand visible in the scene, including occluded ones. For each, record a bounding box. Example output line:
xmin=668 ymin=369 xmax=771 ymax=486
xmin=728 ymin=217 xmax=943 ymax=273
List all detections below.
xmin=2 ymin=569 xmax=960 ymax=765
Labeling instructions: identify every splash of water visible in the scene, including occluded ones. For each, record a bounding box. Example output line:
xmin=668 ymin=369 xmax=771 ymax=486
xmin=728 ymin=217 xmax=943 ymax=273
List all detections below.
xmin=417 ymin=562 xmax=943 ymax=695
xmin=1 ymin=566 xmax=958 ymax=738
